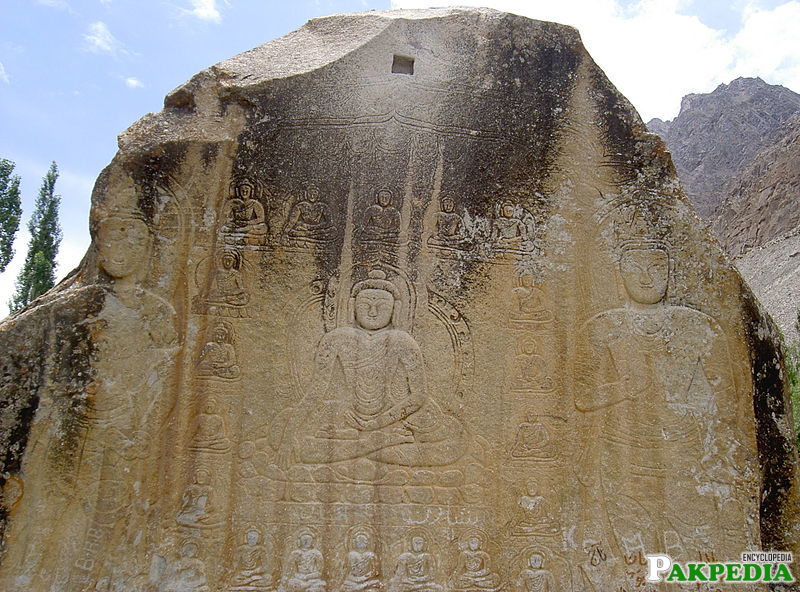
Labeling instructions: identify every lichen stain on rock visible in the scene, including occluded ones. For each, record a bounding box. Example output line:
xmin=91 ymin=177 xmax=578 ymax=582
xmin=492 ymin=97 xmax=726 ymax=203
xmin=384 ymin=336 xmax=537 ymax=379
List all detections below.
xmin=740 ymin=287 xmax=800 ymax=552
xmin=123 ymin=141 xmax=190 ymax=223
xmin=0 ymin=285 xmax=103 ymax=552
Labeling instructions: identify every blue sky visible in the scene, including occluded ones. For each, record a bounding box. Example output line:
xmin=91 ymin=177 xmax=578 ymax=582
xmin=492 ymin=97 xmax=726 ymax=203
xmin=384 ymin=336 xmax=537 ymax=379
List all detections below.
xmin=1 ymin=0 xmax=799 ymax=317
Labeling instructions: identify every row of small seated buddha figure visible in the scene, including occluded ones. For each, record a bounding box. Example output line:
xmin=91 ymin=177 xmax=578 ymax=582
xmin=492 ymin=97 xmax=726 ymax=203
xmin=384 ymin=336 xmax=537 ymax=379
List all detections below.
xmin=221 ymin=182 xmax=393 ymax=244
xmin=215 ymin=528 xmax=558 ymax=592
xmin=221 ymin=180 xmax=535 ymax=251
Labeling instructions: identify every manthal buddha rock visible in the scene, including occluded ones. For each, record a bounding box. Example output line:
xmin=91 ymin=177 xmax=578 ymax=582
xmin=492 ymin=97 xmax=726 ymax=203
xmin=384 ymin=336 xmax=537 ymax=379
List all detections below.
xmin=0 ymin=7 xmax=798 ymax=592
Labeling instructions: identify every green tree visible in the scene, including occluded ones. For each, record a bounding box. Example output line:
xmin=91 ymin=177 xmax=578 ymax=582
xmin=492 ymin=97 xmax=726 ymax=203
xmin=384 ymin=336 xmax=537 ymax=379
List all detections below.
xmin=0 ymin=158 xmax=22 ymax=272
xmin=9 ymin=162 xmax=62 ymax=312
xmin=786 ymin=310 xmax=800 ymax=447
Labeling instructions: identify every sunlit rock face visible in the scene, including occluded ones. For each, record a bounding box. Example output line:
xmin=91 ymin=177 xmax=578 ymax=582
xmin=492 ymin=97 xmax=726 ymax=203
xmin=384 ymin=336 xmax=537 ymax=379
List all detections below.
xmin=0 ymin=8 xmax=797 ymax=592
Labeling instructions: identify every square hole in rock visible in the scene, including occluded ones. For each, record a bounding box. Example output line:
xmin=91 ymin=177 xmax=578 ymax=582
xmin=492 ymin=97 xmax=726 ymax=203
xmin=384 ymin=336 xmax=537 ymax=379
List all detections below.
xmin=392 ymin=55 xmax=414 ymax=75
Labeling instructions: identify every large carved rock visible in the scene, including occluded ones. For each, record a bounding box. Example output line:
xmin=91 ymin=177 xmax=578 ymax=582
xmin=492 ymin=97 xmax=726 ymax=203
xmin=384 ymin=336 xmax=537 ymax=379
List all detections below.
xmin=0 ymin=8 xmax=798 ymax=591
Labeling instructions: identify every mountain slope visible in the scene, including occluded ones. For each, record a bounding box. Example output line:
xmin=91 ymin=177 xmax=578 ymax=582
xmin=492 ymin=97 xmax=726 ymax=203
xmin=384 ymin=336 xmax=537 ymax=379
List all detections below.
xmin=712 ymin=113 xmax=800 ymax=256
xmin=734 ymin=232 xmax=800 ymax=340
xmin=647 ymin=77 xmax=800 ymax=218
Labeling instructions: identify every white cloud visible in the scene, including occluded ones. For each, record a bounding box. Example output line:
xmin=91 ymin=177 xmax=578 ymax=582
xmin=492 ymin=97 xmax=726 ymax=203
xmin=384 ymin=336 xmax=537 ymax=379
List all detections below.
xmin=0 ymin=61 xmax=9 ymax=84
xmin=3 ymin=41 xmax=25 ymax=55
xmin=125 ymin=77 xmax=144 ymax=88
xmin=182 ymin=0 xmax=222 ymax=23
xmin=583 ymin=0 xmax=734 ymax=121
xmin=0 ymin=233 xmax=89 ymax=319
xmin=0 ymin=234 xmax=90 ymax=320
xmin=37 ymin=0 xmax=71 ymax=10
xmin=55 ymin=235 xmax=91 ymax=281
xmin=83 ymin=21 xmax=123 ymax=55
xmin=729 ymin=2 xmax=800 ymax=92
xmin=0 ymin=229 xmax=30 ymax=319
xmin=390 ymin=0 xmax=800 ymax=122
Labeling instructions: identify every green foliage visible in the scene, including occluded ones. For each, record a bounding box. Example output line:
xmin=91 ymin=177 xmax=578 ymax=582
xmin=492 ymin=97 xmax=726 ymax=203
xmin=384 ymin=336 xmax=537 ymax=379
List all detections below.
xmin=0 ymin=158 xmax=23 ymax=272
xmin=9 ymin=162 xmax=62 ymax=312
xmin=786 ymin=310 xmax=800 ymax=448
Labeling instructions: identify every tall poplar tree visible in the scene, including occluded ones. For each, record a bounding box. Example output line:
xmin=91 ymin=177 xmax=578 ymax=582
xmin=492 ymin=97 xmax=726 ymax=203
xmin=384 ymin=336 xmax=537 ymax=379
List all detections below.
xmin=0 ymin=158 xmax=22 ymax=273
xmin=9 ymin=162 xmax=62 ymax=312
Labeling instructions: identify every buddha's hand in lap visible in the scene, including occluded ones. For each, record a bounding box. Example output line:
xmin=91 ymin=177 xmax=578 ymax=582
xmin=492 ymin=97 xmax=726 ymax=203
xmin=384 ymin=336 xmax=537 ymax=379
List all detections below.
xmin=315 ymin=425 xmax=359 ymax=440
xmin=347 ymin=414 xmax=396 ymax=433
xmin=276 ymin=446 xmax=294 ymax=470
xmin=364 ymin=429 xmax=414 ymax=448
xmin=391 ymin=424 xmax=415 ymax=438
xmin=344 ymin=410 xmax=371 ymax=430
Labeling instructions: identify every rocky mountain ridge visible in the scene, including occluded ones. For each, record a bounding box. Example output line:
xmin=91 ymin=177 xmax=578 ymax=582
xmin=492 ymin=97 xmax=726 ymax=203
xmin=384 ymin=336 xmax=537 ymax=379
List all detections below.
xmin=711 ymin=112 xmax=800 ymax=256
xmin=648 ymin=78 xmax=800 ymax=339
xmin=648 ymin=77 xmax=800 ymax=218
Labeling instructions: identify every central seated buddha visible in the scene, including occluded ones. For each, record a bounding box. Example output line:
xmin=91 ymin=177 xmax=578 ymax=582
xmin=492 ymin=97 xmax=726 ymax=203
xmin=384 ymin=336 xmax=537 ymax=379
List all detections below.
xmin=276 ymin=270 xmax=467 ymax=468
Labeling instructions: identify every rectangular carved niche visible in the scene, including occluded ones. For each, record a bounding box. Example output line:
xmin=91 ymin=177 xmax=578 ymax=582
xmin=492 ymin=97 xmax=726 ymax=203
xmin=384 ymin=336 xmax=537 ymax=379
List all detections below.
xmin=391 ymin=54 xmax=414 ymax=74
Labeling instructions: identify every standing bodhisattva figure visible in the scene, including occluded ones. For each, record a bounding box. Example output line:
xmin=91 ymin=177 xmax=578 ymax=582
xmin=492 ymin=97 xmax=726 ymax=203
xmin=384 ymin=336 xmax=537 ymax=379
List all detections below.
xmin=576 ymin=237 xmax=742 ymax=560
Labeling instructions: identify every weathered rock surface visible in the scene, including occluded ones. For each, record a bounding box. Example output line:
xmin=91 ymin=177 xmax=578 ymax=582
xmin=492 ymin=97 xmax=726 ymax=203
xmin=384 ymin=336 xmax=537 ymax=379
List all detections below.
xmin=707 ymin=113 xmax=800 ymax=341
xmin=732 ymin=232 xmax=800 ymax=342
xmin=649 ymin=79 xmax=800 ymax=342
xmin=647 ymin=77 xmax=800 ymax=218
xmin=0 ymin=8 xmax=798 ymax=592
xmin=712 ymin=112 xmax=800 ymax=256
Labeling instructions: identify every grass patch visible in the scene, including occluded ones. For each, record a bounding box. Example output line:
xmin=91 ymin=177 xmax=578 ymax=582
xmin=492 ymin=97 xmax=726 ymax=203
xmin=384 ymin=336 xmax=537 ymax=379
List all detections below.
xmin=785 ymin=311 xmax=800 ymax=448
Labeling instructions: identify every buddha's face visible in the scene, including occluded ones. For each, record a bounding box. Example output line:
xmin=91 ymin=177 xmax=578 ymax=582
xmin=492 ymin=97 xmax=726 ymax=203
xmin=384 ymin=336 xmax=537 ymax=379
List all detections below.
xmin=468 ymin=537 xmax=480 ymax=551
xmin=213 ymin=326 xmax=229 ymax=343
xmin=502 ymin=203 xmax=515 ymax=218
xmin=411 ymin=537 xmax=425 ymax=552
xmin=237 ymin=183 xmax=254 ymax=200
xmin=354 ymin=534 xmax=368 ymax=551
xmin=182 ymin=543 xmax=198 ymax=558
xmin=517 ymin=273 xmax=534 ymax=289
xmin=529 ymin=554 xmax=543 ymax=569
xmin=620 ymin=248 xmax=669 ymax=305
xmin=354 ymin=289 xmax=394 ymax=331
xmin=247 ymin=530 xmax=259 ymax=545
xmin=441 ymin=197 xmax=455 ymax=213
xmin=377 ymin=190 xmax=392 ymax=207
xmin=98 ymin=217 xmax=149 ymax=280
xmin=300 ymin=534 xmax=313 ymax=549
xmin=307 ymin=188 xmax=320 ymax=202
xmin=221 ymin=253 xmax=236 ymax=270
